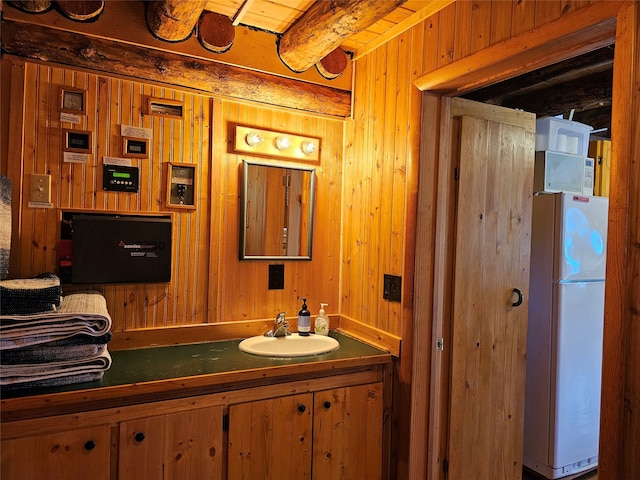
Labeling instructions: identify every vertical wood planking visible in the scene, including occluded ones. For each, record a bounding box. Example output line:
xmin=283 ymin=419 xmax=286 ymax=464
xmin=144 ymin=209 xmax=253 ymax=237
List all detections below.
xmin=437 ymin=3 xmax=456 ymax=68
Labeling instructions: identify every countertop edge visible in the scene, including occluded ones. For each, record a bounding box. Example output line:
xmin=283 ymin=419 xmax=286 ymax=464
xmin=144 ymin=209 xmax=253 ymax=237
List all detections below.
xmin=1 ymin=353 xmax=392 ymax=422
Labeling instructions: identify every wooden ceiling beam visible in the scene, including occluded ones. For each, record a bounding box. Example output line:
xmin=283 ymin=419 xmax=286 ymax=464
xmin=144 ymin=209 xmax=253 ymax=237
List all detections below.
xmin=1 ymin=20 xmax=352 ymax=117
xmin=146 ymin=0 xmax=207 ymax=42
xmin=278 ymin=0 xmax=406 ymax=73
xmin=6 ymin=0 xmax=51 ymax=13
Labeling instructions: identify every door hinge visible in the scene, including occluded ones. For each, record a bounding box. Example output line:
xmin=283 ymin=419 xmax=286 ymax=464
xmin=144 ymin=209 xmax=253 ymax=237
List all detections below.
xmin=436 ymin=337 xmax=444 ymax=351
xmin=443 ymin=458 xmax=449 ymax=474
xmin=454 ymin=167 xmax=460 ymax=181
xmin=222 ymin=413 xmax=229 ymax=432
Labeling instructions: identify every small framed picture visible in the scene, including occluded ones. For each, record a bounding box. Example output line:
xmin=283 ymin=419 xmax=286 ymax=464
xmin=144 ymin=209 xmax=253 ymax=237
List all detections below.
xmin=123 ymin=137 xmax=149 ymax=158
xmin=63 ymin=129 xmax=92 ymax=154
xmin=147 ymin=98 xmax=184 ymax=119
xmin=60 ymin=87 xmax=86 ymax=115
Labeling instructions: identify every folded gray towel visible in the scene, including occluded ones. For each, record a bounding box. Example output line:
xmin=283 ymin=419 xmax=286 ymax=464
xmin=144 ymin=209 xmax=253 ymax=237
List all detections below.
xmin=0 ymin=349 xmax=111 ymax=386
xmin=0 ymin=174 xmax=10 ymax=280
xmin=0 ymin=342 xmax=107 ymax=364
xmin=0 ymin=273 xmax=61 ymax=315
xmin=1 ymin=371 xmax=104 ymax=390
xmin=0 ymin=291 xmax=112 ymax=350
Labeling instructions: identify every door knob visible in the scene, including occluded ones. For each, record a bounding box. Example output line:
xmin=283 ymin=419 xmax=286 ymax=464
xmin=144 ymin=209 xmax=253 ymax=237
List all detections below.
xmin=511 ymin=288 xmax=524 ymax=307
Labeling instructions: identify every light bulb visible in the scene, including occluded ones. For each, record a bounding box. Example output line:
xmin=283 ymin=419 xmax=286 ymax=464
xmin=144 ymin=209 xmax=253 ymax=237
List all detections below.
xmin=245 ymin=132 xmax=263 ymax=147
xmin=301 ymin=141 xmax=316 ymax=155
xmin=274 ymin=136 xmax=291 ymax=150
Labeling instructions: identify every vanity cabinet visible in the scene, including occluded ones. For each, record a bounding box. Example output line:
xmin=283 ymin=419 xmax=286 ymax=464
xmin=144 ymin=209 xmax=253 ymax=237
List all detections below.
xmin=227 ymin=382 xmax=383 ymax=480
xmin=1 ymin=336 xmax=391 ymax=480
xmin=119 ymin=406 xmax=224 ymax=480
xmin=1 ymin=424 xmax=110 ymax=480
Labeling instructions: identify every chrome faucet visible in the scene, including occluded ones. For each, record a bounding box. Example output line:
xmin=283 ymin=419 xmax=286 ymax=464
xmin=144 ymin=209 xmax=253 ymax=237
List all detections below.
xmin=264 ymin=312 xmax=290 ymax=337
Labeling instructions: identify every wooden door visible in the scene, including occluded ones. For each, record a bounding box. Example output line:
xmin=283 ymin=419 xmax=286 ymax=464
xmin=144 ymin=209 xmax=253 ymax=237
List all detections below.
xmin=313 ymin=382 xmax=384 ymax=480
xmin=446 ymin=98 xmax=535 ymax=479
xmin=1 ymin=425 xmax=110 ymax=480
xmin=227 ymin=393 xmax=313 ymax=479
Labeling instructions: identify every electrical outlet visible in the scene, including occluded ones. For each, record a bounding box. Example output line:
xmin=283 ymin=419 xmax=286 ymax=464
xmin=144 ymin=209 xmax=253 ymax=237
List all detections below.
xmin=383 ymin=274 xmax=402 ymax=302
xmin=30 ymin=174 xmax=51 ymax=203
xmin=268 ymin=264 xmax=285 ymax=290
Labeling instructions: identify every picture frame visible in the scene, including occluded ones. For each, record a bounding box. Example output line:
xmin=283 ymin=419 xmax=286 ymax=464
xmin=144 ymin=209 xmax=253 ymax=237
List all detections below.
xmin=63 ymin=129 xmax=92 ymax=154
xmin=60 ymin=87 xmax=86 ymax=115
xmin=122 ymin=136 xmax=149 ymax=158
xmin=166 ymin=162 xmax=196 ymax=209
xmin=147 ymin=98 xmax=184 ymax=119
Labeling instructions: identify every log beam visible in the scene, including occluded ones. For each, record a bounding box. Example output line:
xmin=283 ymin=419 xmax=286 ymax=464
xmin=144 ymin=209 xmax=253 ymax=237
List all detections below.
xmin=6 ymin=0 xmax=51 ymax=13
xmin=278 ymin=0 xmax=406 ymax=72
xmin=146 ymin=0 xmax=207 ymax=42
xmin=316 ymin=47 xmax=349 ymax=79
xmin=1 ymin=21 xmax=351 ymax=117
xmin=198 ymin=11 xmax=235 ymax=53
xmin=56 ymin=1 xmax=104 ymax=22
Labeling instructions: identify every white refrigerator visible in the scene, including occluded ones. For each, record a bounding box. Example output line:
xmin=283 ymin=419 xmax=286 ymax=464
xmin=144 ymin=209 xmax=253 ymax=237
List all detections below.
xmin=524 ymin=192 xmax=608 ymax=479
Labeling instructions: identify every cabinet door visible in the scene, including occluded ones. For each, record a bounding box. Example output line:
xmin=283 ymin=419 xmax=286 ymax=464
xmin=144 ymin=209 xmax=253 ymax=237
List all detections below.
xmin=1 ymin=425 xmax=110 ymax=480
xmin=119 ymin=406 xmax=224 ymax=480
xmin=228 ymin=393 xmax=313 ymax=479
xmin=313 ymin=382 xmax=384 ymax=480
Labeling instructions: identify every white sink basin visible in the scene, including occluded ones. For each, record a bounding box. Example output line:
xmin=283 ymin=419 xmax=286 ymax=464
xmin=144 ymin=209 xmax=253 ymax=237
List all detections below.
xmin=239 ymin=333 xmax=339 ymax=357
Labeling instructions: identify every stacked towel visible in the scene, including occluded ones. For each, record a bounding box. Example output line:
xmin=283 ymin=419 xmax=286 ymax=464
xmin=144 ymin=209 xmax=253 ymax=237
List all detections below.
xmin=0 ymin=272 xmax=62 ymax=315
xmin=0 ymin=173 xmax=10 ymax=280
xmin=0 ymin=286 xmax=113 ymax=388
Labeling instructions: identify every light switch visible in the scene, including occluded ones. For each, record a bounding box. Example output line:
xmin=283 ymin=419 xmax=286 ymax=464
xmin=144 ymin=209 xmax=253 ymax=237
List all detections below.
xmin=30 ymin=174 xmax=51 ymax=203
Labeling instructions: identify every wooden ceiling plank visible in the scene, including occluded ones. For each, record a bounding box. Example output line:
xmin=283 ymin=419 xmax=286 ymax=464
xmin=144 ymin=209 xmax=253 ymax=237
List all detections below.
xmin=278 ymin=0 xmax=407 ymax=72
xmin=353 ymin=0 xmax=455 ymax=60
xmin=232 ymin=0 xmax=255 ymax=26
xmin=146 ymin=0 xmax=208 ymax=42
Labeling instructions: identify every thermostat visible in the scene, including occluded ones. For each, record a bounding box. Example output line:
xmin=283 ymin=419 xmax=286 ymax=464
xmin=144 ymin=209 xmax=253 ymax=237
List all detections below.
xmin=103 ymin=164 xmax=139 ymax=192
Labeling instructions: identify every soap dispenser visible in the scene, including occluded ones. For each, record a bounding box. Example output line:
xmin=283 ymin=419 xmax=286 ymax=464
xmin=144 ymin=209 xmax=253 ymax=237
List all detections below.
xmin=315 ymin=303 xmax=329 ymax=335
xmin=297 ymin=297 xmax=311 ymax=336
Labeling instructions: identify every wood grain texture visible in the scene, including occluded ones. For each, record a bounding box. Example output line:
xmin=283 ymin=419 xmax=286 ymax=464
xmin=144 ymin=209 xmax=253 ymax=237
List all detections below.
xmin=145 ymin=0 xmax=207 ymax=42
xmin=4 ymin=59 xmax=343 ymax=333
xmin=599 ymin=3 xmax=640 ymax=479
xmin=278 ymin=0 xmax=405 ymax=72
xmin=1 ymin=22 xmax=352 ymax=118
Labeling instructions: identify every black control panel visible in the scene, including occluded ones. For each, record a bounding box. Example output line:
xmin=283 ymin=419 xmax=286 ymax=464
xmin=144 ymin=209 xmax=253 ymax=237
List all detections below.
xmin=103 ymin=164 xmax=139 ymax=192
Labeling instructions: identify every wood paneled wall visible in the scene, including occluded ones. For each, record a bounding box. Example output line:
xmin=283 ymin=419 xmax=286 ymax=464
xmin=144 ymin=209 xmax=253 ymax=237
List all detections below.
xmin=344 ymin=1 xmax=602 ymax=477
xmin=5 ymin=60 xmax=343 ymax=334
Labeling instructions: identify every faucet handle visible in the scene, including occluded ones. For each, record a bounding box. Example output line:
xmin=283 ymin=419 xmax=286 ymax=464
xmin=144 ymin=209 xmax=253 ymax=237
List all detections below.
xmin=275 ymin=312 xmax=287 ymax=323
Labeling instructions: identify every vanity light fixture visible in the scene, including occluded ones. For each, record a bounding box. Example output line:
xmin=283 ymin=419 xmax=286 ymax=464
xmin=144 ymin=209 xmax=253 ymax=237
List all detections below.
xmin=234 ymin=126 xmax=321 ymax=163
xmin=274 ymin=135 xmax=291 ymax=150
xmin=300 ymin=140 xmax=316 ymax=156
xmin=245 ymin=132 xmax=263 ymax=147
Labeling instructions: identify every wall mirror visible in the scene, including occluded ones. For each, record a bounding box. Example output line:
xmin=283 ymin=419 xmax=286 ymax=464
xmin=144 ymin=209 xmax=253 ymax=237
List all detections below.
xmin=240 ymin=160 xmax=316 ymax=260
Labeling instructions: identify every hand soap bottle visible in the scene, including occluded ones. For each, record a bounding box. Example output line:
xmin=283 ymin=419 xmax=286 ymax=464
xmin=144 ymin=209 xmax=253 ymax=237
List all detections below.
xmin=297 ymin=297 xmax=310 ymax=336
xmin=315 ymin=303 xmax=329 ymax=335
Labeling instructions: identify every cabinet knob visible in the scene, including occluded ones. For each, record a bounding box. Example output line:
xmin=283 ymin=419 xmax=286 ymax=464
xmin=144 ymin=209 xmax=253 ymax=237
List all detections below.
xmin=134 ymin=432 xmax=146 ymax=443
xmin=297 ymin=404 xmax=306 ymax=413
xmin=84 ymin=440 xmax=96 ymax=451
xmin=323 ymin=401 xmax=332 ymax=409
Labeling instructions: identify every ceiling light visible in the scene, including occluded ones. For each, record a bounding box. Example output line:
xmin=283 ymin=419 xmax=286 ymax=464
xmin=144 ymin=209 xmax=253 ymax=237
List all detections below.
xmin=245 ymin=132 xmax=263 ymax=147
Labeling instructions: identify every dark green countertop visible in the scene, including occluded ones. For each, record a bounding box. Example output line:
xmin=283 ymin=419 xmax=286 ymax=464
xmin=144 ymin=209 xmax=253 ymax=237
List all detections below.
xmin=1 ymin=332 xmax=389 ymax=401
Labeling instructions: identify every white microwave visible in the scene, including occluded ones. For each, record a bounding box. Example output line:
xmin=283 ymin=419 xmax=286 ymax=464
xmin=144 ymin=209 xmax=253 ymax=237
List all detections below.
xmin=533 ymin=151 xmax=594 ymax=195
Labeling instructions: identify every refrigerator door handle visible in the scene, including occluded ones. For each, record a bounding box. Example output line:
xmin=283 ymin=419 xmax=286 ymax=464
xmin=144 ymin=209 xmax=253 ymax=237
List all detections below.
xmin=511 ymin=288 xmax=524 ymax=307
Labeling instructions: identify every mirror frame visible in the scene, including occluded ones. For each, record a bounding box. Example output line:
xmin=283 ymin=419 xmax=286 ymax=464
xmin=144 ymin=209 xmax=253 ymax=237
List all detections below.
xmin=240 ymin=159 xmax=316 ymax=261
